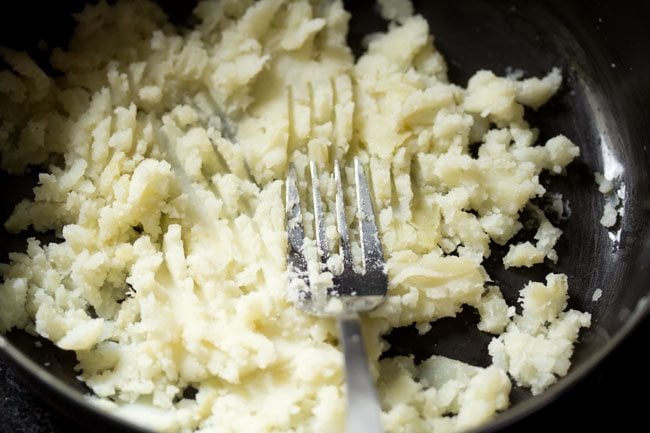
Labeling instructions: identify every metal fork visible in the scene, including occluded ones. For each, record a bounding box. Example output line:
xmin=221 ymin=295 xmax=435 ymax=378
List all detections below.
xmin=286 ymin=157 xmax=387 ymax=433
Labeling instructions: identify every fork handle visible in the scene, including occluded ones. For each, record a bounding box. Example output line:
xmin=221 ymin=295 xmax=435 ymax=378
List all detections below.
xmin=339 ymin=314 xmax=385 ymax=433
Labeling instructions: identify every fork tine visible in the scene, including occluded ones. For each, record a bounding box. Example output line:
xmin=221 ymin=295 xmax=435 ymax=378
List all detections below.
xmin=286 ymin=164 xmax=308 ymax=276
xmin=310 ymin=161 xmax=330 ymax=262
xmin=334 ymin=160 xmax=352 ymax=270
xmin=354 ymin=157 xmax=385 ymax=274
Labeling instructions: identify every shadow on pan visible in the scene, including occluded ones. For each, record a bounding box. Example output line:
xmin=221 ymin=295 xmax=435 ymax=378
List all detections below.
xmin=0 ymin=1 xmax=649 ymax=432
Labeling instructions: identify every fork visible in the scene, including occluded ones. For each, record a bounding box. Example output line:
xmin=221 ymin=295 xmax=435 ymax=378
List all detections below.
xmin=286 ymin=157 xmax=387 ymax=433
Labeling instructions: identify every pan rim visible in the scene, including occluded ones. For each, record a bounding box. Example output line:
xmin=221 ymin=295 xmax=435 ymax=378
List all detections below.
xmin=1 ymin=294 xmax=649 ymax=433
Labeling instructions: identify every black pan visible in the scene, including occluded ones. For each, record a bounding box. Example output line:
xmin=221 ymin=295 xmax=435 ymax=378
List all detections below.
xmin=1 ymin=1 xmax=649 ymax=432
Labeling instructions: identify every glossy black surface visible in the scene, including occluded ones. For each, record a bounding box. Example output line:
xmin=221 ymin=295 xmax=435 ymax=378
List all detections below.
xmin=1 ymin=1 xmax=649 ymax=432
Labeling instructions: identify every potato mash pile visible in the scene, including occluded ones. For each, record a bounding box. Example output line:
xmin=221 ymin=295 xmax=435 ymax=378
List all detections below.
xmin=0 ymin=1 xmax=591 ymax=432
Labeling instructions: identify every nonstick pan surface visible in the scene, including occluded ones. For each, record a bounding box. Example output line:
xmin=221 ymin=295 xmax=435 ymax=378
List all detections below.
xmin=1 ymin=1 xmax=649 ymax=432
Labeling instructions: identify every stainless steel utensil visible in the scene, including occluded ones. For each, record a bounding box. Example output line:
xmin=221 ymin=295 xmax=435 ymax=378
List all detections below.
xmin=286 ymin=158 xmax=388 ymax=433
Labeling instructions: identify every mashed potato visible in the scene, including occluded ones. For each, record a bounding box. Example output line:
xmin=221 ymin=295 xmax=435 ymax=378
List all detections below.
xmin=595 ymin=171 xmax=622 ymax=228
xmin=0 ymin=1 xmax=590 ymax=432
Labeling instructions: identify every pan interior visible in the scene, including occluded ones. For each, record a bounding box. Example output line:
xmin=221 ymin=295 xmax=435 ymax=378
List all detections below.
xmin=1 ymin=0 xmax=649 ymax=431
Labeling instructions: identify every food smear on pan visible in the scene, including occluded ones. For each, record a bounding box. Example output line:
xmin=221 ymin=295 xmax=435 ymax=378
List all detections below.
xmin=0 ymin=1 xmax=590 ymax=432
